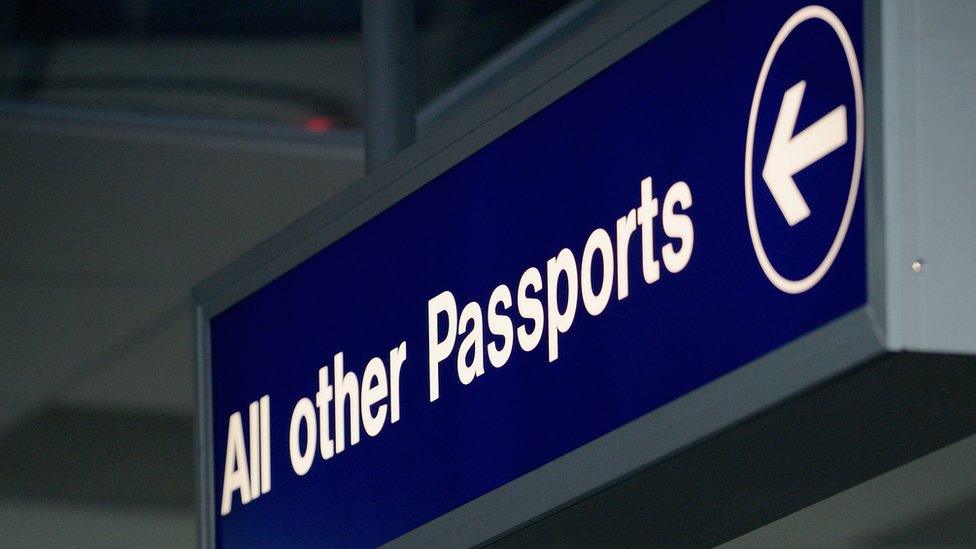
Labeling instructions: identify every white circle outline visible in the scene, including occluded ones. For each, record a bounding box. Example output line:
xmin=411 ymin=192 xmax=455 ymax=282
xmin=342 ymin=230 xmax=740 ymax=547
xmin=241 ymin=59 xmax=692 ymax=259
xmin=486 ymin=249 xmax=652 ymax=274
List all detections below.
xmin=744 ymin=5 xmax=864 ymax=294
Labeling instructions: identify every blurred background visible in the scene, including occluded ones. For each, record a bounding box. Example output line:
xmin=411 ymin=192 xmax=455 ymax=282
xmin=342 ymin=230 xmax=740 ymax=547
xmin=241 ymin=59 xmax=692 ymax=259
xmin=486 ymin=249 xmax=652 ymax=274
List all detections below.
xmin=0 ymin=0 xmax=578 ymax=129
xmin=2 ymin=0 xmax=976 ymax=547
xmin=0 ymin=0 xmax=582 ymax=545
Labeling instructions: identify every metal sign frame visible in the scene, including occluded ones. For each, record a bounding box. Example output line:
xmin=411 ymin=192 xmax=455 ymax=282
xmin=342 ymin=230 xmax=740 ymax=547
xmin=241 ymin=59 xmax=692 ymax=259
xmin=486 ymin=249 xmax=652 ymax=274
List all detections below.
xmin=193 ymin=0 xmax=885 ymax=545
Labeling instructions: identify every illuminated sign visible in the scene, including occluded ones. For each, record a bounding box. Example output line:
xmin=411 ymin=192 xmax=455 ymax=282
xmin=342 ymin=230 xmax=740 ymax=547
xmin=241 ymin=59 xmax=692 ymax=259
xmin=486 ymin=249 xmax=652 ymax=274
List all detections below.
xmin=208 ymin=1 xmax=865 ymax=545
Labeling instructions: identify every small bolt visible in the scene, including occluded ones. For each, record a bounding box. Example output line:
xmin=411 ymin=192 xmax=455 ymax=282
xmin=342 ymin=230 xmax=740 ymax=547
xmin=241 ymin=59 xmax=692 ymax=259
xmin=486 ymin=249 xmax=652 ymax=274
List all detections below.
xmin=912 ymin=259 xmax=923 ymax=273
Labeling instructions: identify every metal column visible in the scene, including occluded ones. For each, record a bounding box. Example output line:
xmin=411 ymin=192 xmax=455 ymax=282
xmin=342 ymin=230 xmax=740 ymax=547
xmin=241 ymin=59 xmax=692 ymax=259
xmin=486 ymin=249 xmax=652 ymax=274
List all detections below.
xmin=362 ymin=0 xmax=416 ymax=172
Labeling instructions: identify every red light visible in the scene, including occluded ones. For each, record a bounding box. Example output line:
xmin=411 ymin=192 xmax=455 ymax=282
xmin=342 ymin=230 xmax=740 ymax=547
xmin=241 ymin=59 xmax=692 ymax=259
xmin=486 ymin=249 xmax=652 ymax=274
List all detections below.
xmin=304 ymin=116 xmax=335 ymax=133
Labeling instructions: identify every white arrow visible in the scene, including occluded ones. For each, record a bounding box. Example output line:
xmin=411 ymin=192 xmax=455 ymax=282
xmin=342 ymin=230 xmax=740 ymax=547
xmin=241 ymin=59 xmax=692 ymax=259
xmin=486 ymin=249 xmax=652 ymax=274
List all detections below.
xmin=762 ymin=80 xmax=848 ymax=226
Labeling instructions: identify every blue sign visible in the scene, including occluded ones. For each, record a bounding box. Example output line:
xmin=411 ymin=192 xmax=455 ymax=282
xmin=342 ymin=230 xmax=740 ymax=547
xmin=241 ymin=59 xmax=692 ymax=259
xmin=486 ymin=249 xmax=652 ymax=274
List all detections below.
xmin=209 ymin=0 xmax=865 ymax=545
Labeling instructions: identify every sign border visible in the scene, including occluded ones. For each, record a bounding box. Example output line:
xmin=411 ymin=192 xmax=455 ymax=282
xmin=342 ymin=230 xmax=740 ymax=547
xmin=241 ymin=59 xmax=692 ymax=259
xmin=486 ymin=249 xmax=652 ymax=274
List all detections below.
xmin=193 ymin=0 xmax=886 ymax=546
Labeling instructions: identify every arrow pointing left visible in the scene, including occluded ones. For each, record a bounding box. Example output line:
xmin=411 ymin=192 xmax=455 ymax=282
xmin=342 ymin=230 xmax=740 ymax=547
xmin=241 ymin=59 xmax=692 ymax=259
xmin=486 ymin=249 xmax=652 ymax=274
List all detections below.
xmin=762 ymin=80 xmax=848 ymax=226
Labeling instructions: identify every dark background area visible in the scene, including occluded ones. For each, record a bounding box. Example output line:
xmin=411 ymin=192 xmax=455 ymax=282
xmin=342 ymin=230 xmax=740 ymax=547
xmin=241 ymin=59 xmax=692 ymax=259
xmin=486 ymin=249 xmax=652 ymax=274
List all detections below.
xmin=0 ymin=0 xmax=572 ymax=127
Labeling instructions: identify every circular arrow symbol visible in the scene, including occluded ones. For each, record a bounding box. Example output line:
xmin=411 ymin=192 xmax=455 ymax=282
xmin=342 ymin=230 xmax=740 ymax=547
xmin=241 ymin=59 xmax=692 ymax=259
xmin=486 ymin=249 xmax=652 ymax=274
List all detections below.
xmin=744 ymin=5 xmax=864 ymax=295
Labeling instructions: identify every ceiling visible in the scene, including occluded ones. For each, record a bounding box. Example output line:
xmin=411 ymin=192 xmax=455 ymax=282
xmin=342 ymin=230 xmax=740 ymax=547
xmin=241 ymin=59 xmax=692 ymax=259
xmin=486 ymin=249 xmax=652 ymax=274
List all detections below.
xmin=723 ymin=433 xmax=976 ymax=547
xmin=0 ymin=113 xmax=363 ymax=547
xmin=0 ymin=115 xmax=363 ymax=429
xmin=0 ymin=0 xmax=573 ymax=127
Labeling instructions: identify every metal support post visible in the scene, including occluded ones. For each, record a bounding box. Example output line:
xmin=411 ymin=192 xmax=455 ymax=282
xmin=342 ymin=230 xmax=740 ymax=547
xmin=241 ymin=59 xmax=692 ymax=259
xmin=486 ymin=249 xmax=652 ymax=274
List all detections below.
xmin=362 ymin=0 xmax=416 ymax=172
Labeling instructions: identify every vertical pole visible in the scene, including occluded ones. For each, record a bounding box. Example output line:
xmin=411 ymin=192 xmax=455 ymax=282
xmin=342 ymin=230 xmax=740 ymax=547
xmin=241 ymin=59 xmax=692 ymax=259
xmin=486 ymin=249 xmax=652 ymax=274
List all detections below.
xmin=362 ymin=0 xmax=416 ymax=172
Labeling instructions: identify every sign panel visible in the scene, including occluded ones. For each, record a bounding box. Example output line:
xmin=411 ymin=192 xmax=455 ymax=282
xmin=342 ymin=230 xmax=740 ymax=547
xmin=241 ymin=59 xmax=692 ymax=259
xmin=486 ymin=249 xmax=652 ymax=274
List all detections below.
xmin=208 ymin=0 xmax=865 ymax=545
